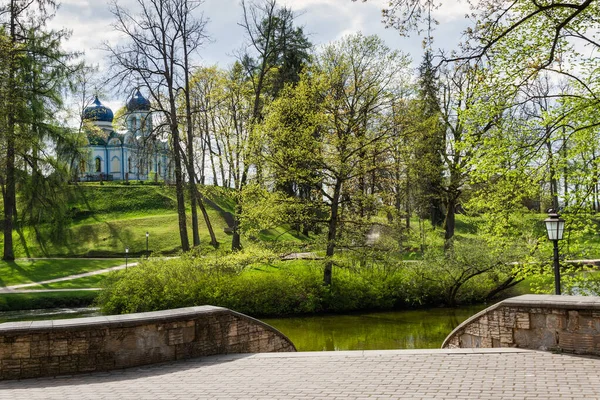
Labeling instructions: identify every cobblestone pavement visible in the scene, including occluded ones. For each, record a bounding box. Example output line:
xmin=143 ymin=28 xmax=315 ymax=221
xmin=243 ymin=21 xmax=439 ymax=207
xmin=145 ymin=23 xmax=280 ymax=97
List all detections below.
xmin=0 ymin=349 xmax=599 ymax=399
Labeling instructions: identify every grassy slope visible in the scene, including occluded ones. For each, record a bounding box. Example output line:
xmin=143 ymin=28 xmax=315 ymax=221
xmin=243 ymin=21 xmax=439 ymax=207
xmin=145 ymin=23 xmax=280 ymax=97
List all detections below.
xmin=4 ymin=184 xmax=234 ymax=258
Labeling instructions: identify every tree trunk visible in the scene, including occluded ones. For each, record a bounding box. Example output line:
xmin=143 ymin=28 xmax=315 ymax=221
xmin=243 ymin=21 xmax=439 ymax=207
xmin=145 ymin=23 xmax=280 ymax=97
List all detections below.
xmin=3 ymin=125 xmax=16 ymax=261
xmin=444 ymin=196 xmax=456 ymax=251
xmin=3 ymin=4 xmax=17 ymax=261
xmin=182 ymin=23 xmax=200 ymax=248
xmin=324 ymin=180 xmax=342 ymax=286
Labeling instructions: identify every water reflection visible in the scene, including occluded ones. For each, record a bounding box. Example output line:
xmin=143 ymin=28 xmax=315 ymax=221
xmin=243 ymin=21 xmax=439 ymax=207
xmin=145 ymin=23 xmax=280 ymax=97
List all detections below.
xmin=262 ymin=305 xmax=485 ymax=351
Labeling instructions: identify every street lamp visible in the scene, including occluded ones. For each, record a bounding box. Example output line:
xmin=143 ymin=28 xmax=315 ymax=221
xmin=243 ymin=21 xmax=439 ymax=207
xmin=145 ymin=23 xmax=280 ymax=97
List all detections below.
xmin=146 ymin=231 xmax=149 ymax=258
xmin=544 ymin=211 xmax=565 ymax=295
xmin=125 ymin=247 xmax=129 ymax=270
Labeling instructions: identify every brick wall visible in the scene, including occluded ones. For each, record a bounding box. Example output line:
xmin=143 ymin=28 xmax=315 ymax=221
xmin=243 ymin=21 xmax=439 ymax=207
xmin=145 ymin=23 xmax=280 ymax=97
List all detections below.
xmin=0 ymin=306 xmax=296 ymax=380
xmin=443 ymin=295 xmax=600 ymax=355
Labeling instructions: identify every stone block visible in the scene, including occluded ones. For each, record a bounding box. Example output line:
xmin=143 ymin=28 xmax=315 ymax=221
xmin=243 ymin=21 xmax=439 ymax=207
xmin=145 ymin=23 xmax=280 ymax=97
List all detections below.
xmin=20 ymin=358 xmax=41 ymax=378
xmin=499 ymin=327 xmax=514 ymax=345
xmin=39 ymin=356 xmax=60 ymax=377
xmin=465 ymin=323 xmax=480 ymax=336
xmin=30 ymin=340 xmax=50 ymax=358
xmin=546 ymin=314 xmax=565 ymax=330
xmin=516 ymin=313 xmax=530 ymax=329
xmin=567 ymin=311 xmax=580 ymax=332
xmin=577 ymin=316 xmax=597 ymax=334
xmin=574 ymin=334 xmax=594 ymax=354
xmin=480 ymin=336 xmax=493 ymax=348
xmin=168 ymin=329 xmax=184 ymax=346
xmin=530 ymin=313 xmax=546 ymax=329
xmin=10 ymin=341 xmax=30 ymax=359
xmin=30 ymin=333 xmax=49 ymax=342
xmin=68 ymin=338 xmax=89 ymax=355
xmin=558 ymin=332 xmax=576 ymax=351
xmin=50 ymin=340 xmax=69 ymax=357
xmin=503 ymin=308 xmax=517 ymax=327
xmin=58 ymin=355 xmax=79 ymax=375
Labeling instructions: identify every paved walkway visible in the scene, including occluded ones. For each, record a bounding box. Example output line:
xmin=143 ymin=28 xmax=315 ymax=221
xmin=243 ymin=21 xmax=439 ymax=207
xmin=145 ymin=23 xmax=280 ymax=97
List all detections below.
xmin=0 ymin=349 xmax=599 ymax=399
xmin=0 ymin=262 xmax=139 ymax=293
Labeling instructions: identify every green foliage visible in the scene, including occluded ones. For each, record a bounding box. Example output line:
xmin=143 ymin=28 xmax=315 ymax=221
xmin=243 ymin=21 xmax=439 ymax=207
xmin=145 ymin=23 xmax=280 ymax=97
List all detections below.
xmin=97 ymin=239 xmax=518 ymax=317
xmin=0 ymin=291 xmax=97 ymax=311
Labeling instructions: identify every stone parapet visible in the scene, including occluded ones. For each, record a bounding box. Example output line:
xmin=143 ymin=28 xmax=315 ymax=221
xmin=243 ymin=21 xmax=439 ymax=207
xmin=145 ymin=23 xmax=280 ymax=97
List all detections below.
xmin=0 ymin=306 xmax=295 ymax=380
xmin=443 ymin=294 xmax=600 ymax=355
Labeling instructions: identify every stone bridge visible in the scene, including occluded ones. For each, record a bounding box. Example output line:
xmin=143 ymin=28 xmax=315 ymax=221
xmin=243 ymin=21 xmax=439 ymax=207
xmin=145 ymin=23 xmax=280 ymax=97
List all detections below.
xmin=0 ymin=305 xmax=295 ymax=380
xmin=443 ymin=294 xmax=600 ymax=355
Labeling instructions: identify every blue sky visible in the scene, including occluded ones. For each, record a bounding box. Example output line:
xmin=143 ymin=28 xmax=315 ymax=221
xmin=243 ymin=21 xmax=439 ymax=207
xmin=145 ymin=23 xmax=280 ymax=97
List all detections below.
xmin=50 ymin=0 xmax=470 ymax=111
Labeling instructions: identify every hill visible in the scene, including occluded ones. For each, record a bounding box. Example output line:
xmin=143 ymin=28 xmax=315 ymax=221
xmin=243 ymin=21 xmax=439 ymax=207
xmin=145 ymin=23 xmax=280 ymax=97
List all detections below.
xmin=2 ymin=183 xmax=236 ymax=258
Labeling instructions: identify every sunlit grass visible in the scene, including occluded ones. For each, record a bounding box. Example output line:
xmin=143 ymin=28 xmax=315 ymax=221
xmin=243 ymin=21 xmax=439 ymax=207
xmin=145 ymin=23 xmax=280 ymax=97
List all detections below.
xmin=0 ymin=259 xmax=124 ymax=287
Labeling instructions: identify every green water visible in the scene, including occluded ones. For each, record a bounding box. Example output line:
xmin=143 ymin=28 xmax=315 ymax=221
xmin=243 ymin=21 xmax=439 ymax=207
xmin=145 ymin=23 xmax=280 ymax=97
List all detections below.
xmin=262 ymin=305 xmax=486 ymax=351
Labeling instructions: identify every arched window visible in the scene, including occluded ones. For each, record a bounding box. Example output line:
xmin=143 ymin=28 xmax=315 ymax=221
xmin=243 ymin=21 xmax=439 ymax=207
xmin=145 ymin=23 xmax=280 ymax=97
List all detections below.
xmin=95 ymin=157 xmax=101 ymax=173
xmin=80 ymin=158 xmax=86 ymax=173
xmin=158 ymin=162 xmax=161 ymax=177
xmin=111 ymin=156 xmax=120 ymax=173
xmin=128 ymin=157 xmax=132 ymax=173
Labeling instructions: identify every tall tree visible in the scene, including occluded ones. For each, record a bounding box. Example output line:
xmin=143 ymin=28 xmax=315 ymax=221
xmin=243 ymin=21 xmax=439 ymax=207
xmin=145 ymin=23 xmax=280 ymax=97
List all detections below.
xmin=263 ymin=33 xmax=411 ymax=285
xmin=414 ymin=50 xmax=445 ymax=227
xmin=107 ymin=0 xmax=209 ymax=252
xmin=229 ymin=0 xmax=311 ymax=250
xmin=0 ymin=0 xmax=78 ymax=260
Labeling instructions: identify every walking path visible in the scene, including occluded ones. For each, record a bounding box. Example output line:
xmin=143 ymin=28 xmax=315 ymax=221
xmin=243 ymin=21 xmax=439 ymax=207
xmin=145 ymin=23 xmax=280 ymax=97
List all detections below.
xmin=0 ymin=348 xmax=598 ymax=399
xmin=0 ymin=262 xmax=138 ymax=293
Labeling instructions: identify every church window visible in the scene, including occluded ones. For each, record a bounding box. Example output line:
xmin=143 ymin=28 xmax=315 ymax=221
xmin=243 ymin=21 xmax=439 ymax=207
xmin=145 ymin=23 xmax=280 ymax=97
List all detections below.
xmin=80 ymin=158 xmax=86 ymax=173
xmin=111 ymin=156 xmax=120 ymax=173
xmin=128 ymin=157 xmax=132 ymax=173
xmin=95 ymin=157 xmax=101 ymax=173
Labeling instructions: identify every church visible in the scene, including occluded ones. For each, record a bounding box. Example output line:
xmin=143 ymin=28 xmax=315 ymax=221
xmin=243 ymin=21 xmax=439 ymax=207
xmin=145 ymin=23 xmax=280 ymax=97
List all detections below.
xmin=77 ymin=90 xmax=173 ymax=182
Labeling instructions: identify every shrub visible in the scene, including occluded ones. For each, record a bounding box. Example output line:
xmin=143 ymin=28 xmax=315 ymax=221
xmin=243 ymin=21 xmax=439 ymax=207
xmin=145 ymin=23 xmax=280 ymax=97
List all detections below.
xmin=97 ymin=242 xmax=520 ymax=317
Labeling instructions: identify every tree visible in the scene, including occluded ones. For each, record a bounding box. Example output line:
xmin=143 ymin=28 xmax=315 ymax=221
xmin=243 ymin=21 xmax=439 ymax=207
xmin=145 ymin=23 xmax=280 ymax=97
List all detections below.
xmin=107 ymin=0 xmax=209 ymax=252
xmin=263 ymin=33 xmax=411 ymax=285
xmin=0 ymin=0 xmax=79 ymax=260
xmin=227 ymin=0 xmax=311 ymax=250
xmin=413 ymin=50 xmax=445 ymax=228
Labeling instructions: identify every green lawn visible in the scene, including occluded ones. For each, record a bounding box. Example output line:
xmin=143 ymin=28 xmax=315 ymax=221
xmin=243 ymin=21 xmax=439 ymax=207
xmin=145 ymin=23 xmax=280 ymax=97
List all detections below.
xmin=34 ymin=273 xmax=110 ymax=290
xmin=0 ymin=259 xmax=124 ymax=287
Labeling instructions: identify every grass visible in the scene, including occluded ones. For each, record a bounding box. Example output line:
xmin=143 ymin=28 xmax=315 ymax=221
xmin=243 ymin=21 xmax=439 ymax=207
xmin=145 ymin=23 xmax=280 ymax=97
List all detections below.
xmin=2 ymin=184 xmax=234 ymax=258
xmin=32 ymin=273 xmax=110 ymax=290
xmin=0 ymin=259 xmax=124 ymax=287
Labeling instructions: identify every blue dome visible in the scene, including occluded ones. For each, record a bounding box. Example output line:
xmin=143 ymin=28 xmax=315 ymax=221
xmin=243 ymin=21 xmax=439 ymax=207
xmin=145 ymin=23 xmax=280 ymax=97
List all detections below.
xmin=127 ymin=90 xmax=151 ymax=111
xmin=83 ymin=96 xmax=114 ymax=123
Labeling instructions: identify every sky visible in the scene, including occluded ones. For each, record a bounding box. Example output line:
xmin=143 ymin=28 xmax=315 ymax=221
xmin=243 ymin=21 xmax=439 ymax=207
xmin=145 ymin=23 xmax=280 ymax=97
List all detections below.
xmin=48 ymin=0 xmax=471 ymax=113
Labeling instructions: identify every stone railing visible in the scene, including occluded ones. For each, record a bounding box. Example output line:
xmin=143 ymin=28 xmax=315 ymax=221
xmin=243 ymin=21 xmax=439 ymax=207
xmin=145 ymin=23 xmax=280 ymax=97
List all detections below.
xmin=0 ymin=305 xmax=295 ymax=380
xmin=443 ymin=294 xmax=600 ymax=355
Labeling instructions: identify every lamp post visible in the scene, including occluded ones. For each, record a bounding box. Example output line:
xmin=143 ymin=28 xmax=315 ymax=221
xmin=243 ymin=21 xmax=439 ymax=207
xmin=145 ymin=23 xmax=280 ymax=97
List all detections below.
xmin=146 ymin=231 xmax=149 ymax=258
xmin=544 ymin=211 xmax=565 ymax=295
xmin=125 ymin=247 xmax=129 ymax=270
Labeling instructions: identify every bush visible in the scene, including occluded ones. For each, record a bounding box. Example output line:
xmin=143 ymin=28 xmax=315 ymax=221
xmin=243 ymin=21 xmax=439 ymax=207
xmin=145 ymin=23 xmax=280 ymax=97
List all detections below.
xmin=96 ymin=242 xmax=519 ymax=317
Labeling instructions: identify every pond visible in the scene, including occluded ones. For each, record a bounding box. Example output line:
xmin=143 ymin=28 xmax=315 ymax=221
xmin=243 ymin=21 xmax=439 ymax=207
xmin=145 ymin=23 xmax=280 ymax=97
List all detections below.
xmin=262 ymin=305 xmax=486 ymax=351
xmin=0 ymin=305 xmax=487 ymax=351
